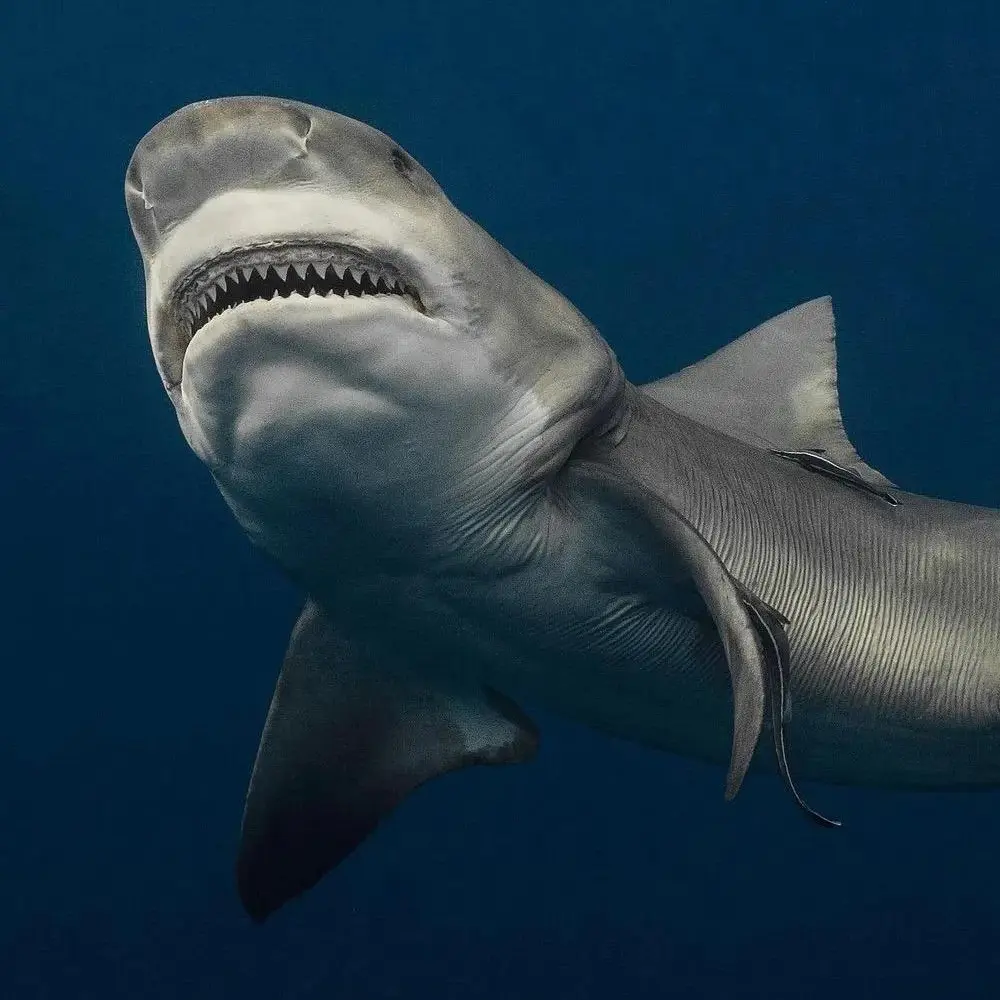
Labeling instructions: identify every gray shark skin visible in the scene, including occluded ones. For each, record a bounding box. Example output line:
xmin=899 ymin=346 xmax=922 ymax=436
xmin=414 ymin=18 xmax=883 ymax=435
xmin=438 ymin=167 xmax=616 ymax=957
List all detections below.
xmin=126 ymin=97 xmax=1000 ymax=921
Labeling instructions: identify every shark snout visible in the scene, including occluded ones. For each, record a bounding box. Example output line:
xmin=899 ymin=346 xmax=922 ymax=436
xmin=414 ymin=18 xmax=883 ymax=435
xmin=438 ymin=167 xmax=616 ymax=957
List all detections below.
xmin=125 ymin=97 xmax=319 ymax=261
xmin=126 ymin=97 xmax=469 ymax=391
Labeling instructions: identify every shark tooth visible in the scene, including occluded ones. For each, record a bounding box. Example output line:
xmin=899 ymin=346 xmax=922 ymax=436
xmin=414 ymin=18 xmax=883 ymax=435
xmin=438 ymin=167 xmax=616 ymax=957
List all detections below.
xmin=274 ymin=264 xmax=290 ymax=281
xmin=293 ymin=262 xmax=310 ymax=280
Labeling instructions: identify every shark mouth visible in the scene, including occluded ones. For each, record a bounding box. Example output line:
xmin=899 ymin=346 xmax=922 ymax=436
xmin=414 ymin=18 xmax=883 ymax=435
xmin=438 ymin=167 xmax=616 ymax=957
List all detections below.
xmin=172 ymin=240 xmax=425 ymax=342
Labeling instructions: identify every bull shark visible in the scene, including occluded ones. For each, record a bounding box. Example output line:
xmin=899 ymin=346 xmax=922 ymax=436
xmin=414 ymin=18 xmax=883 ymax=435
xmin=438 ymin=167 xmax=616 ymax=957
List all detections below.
xmin=125 ymin=96 xmax=1000 ymax=922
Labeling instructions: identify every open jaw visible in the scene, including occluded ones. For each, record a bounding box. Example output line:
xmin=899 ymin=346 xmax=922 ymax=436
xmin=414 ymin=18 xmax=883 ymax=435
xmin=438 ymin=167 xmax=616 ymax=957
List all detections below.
xmin=166 ymin=239 xmax=426 ymax=366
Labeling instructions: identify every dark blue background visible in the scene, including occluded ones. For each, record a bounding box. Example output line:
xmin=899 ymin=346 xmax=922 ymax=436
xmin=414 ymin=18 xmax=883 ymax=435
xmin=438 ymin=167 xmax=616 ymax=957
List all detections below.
xmin=3 ymin=1 xmax=999 ymax=996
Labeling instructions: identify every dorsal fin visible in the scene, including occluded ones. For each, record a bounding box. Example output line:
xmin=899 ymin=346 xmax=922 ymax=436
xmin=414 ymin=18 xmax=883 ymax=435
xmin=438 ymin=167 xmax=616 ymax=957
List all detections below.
xmin=641 ymin=297 xmax=893 ymax=487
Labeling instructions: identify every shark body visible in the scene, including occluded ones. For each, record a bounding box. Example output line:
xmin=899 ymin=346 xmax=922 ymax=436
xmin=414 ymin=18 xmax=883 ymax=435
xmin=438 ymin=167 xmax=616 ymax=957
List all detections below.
xmin=125 ymin=97 xmax=1000 ymax=921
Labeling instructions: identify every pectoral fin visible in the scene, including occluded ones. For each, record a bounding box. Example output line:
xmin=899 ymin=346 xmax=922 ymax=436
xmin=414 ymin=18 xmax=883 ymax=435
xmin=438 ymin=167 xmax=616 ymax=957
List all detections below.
xmin=237 ymin=600 xmax=538 ymax=922
xmin=559 ymin=460 xmax=767 ymax=801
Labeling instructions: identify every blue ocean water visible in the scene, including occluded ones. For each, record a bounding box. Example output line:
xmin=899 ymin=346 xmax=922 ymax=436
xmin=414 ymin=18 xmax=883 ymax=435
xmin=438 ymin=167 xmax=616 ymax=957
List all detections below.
xmin=3 ymin=1 xmax=1000 ymax=996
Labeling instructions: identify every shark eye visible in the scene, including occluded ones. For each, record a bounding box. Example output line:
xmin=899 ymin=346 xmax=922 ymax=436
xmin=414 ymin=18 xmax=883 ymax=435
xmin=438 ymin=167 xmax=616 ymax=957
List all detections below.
xmin=391 ymin=147 xmax=414 ymax=177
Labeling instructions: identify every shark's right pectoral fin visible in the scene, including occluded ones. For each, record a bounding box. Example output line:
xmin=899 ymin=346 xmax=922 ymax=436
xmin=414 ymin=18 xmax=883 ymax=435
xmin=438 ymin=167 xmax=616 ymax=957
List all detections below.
xmin=561 ymin=460 xmax=841 ymax=826
xmin=559 ymin=460 xmax=768 ymax=801
xmin=237 ymin=600 xmax=538 ymax=922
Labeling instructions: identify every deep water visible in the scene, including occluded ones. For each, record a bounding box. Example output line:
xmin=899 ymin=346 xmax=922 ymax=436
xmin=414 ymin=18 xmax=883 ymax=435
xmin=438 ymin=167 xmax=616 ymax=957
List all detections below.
xmin=3 ymin=2 xmax=1000 ymax=997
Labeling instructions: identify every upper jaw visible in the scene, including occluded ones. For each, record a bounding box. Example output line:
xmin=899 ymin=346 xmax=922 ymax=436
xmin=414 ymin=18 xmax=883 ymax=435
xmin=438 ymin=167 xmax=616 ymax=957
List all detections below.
xmin=141 ymin=186 xmax=458 ymax=389
xmin=172 ymin=239 xmax=425 ymax=338
xmin=152 ymin=238 xmax=432 ymax=390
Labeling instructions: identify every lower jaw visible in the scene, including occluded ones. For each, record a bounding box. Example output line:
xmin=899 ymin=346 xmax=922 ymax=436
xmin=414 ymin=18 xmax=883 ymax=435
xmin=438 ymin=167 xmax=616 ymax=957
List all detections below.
xmin=160 ymin=291 xmax=426 ymax=387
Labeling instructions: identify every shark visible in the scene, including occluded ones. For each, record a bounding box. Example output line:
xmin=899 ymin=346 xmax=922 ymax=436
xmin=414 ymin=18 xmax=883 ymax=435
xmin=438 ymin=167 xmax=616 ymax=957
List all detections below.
xmin=126 ymin=97 xmax=1000 ymax=922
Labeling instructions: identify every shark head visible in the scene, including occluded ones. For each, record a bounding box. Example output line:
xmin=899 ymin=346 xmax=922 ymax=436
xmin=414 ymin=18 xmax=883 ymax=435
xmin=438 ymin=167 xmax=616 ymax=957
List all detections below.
xmin=125 ymin=97 xmax=625 ymax=576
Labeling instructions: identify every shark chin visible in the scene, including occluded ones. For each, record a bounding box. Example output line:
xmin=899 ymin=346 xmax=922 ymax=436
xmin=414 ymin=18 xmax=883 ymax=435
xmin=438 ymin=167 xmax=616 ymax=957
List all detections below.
xmin=128 ymin=96 xmax=1000 ymax=923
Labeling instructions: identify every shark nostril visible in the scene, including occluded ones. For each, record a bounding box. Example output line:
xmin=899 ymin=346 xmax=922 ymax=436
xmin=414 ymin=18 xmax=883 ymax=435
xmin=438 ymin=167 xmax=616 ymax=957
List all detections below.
xmin=391 ymin=147 xmax=413 ymax=176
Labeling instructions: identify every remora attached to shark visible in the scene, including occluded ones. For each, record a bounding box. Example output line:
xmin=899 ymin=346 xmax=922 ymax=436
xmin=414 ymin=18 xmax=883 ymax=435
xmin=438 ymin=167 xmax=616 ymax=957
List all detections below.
xmin=126 ymin=97 xmax=1000 ymax=921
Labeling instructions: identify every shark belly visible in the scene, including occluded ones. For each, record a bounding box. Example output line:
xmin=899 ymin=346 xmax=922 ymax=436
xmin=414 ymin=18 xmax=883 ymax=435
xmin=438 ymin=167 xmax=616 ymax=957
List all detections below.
xmin=314 ymin=560 xmax=738 ymax=768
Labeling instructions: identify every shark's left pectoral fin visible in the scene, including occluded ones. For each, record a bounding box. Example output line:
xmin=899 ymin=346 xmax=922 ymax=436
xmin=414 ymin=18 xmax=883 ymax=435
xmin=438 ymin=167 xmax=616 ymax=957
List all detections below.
xmin=559 ymin=460 xmax=767 ymax=801
xmin=237 ymin=600 xmax=538 ymax=922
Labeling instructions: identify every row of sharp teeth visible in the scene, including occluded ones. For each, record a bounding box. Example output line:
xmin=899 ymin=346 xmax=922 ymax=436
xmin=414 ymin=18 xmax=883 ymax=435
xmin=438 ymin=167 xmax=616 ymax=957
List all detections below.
xmin=181 ymin=261 xmax=410 ymax=327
